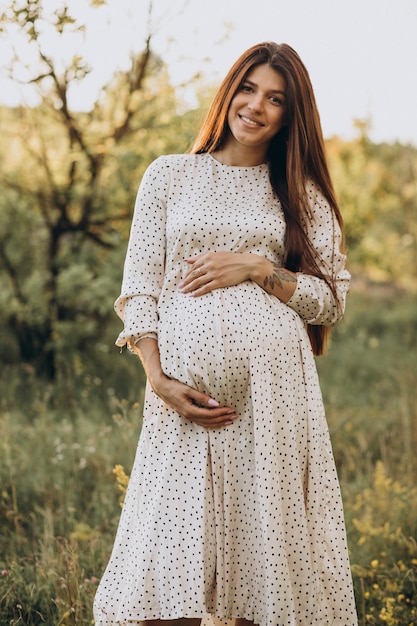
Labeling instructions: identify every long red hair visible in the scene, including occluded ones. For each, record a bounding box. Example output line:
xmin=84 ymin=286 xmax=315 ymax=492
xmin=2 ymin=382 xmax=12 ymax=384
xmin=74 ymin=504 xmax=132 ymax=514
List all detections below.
xmin=191 ymin=42 xmax=344 ymax=355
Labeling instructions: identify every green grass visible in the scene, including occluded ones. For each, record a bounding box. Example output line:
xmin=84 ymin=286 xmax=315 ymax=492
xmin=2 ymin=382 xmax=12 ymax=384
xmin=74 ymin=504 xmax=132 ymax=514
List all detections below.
xmin=1 ymin=289 xmax=417 ymax=625
xmin=317 ymin=288 xmax=417 ymax=625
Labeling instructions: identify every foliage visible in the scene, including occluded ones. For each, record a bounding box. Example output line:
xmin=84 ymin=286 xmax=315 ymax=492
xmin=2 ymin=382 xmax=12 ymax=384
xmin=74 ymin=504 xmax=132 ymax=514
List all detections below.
xmin=0 ymin=540 xmax=99 ymax=626
xmin=0 ymin=380 xmax=143 ymax=624
xmin=349 ymin=462 xmax=417 ymax=625
xmin=317 ymin=287 xmax=417 ymax=486
xmin=0 ymin=0 xmax=200 ymax=379
xmin=316 ymin=290 xmax=417 ymax=625
xmin=327 ymin=122 xmax=417 ymax=288
xmin=113 ymin=464 xmax=130 ymax=507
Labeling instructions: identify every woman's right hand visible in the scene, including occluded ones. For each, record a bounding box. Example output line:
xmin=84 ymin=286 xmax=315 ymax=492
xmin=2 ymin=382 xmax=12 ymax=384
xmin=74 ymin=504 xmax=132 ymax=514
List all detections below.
xmin=154 ymin=375 xmax=239 ymax=429
xmin=131 ymin=337 xmax=238 ymax=429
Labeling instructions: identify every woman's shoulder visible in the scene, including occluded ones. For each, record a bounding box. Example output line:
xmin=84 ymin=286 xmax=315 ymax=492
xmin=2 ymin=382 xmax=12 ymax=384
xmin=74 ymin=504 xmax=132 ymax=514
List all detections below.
xmin=147 ymin=153 xmax=206 ymax=172
xmin=139 ymin=153 xmax=209 ymax=193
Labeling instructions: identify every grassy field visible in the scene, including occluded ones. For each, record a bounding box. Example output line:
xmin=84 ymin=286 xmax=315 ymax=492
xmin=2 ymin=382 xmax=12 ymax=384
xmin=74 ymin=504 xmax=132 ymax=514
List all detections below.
xmin=1 ymin=289 xmax=416 ymax=625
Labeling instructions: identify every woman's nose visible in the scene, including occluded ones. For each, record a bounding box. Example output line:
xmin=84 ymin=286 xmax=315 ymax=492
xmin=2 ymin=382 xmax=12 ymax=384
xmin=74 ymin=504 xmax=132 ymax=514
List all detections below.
xmin=248 ymin=94 xmax=263 ymax=112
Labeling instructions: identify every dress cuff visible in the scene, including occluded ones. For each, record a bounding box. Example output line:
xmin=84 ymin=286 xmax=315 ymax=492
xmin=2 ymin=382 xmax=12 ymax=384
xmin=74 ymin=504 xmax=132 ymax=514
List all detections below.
xmin=286 ymin=273 xmax=349 ymax=326
xmin=114 ymin=295 xmax=159 ymax=347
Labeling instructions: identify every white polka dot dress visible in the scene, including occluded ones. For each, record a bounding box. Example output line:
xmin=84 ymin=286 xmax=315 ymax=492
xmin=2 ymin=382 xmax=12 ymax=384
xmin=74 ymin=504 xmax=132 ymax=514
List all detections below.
xmin=93 ymin=154 xmax=357 ymax=625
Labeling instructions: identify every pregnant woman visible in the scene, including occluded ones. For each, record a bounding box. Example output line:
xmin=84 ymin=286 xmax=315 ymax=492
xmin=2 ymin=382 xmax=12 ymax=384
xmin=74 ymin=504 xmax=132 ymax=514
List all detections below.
xmin=94 ymin=42 xmax=358 ymax=626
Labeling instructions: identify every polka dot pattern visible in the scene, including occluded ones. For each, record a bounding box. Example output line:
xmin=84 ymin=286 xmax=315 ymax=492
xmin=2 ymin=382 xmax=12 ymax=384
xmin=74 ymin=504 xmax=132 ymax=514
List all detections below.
xmin=94 ymin=154 xmax=357 ymax=625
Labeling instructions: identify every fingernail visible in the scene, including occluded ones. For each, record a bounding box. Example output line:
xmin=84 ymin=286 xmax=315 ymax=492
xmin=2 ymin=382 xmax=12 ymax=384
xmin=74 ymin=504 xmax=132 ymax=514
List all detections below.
xmin=208 ymin=398 xmax=220 ymax=407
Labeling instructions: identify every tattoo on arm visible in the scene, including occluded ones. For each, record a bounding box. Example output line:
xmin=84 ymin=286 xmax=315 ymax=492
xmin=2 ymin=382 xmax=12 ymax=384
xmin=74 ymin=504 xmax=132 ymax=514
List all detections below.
xmin=263 ymin=264 xmax=297 ymax=291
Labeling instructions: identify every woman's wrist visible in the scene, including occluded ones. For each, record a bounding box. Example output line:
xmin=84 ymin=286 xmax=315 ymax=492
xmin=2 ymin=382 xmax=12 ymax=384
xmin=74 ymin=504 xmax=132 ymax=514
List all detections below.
xmin=245 ymin=254 xmax=274 ymax=283
xmin=149 ymin=369 xmax=171 ymax=394
xmin=247 ymin=254 xmax=297 ymax=303
xmin=133 ymin=337 xmax=168 ymax=391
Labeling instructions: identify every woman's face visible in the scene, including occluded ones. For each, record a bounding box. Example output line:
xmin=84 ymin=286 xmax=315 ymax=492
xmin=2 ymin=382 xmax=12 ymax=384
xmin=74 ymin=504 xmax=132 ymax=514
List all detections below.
xmin=226 ymin=63 xmax=287 ymax=156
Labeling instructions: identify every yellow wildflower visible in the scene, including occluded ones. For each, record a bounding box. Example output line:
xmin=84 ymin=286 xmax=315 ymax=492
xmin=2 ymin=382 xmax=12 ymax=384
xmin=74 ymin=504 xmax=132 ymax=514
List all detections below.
xmin=113 ymin=464 xmax=130 ymax=506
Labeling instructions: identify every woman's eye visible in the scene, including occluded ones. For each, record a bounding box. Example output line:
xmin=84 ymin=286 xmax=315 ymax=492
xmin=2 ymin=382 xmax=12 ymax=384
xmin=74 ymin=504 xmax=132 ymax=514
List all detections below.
xmin=241 ymin=85 xmax=252 ymax=92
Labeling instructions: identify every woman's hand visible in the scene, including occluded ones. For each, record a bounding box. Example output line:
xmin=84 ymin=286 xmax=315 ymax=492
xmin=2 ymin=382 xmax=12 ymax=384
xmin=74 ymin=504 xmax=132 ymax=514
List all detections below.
xmin=179 ymin=251 xmax=297 ymax=303
xmin=154 ymin=375 xmax=239 ymax=429
xmin=132 ymin=337 xmax=238 ymax=429
xmin=179 ymin=251 xmax=258 ymax=297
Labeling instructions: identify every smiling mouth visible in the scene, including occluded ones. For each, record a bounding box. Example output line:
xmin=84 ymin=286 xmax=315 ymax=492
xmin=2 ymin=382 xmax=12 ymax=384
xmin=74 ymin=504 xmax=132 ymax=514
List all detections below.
xmin=240 ymin=115 xmax=263 ymax=127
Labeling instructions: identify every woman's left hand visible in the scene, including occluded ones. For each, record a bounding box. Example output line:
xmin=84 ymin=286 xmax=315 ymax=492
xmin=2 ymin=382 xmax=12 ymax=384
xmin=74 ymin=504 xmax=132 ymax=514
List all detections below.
xmin=178 ymin=251 xmax=261 ymax=297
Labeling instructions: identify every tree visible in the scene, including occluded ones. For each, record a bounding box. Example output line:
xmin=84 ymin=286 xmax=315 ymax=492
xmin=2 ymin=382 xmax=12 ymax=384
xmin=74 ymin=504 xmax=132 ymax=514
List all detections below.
xmin=327 ymin=121 xmax=417 ymax=289
xmin=0 ymin=0 xmax=198 ymax=379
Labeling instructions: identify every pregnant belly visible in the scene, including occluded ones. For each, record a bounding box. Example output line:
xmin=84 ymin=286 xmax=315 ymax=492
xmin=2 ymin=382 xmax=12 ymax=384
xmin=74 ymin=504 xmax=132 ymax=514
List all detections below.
xmin=157 ymin=283 xmax=303 ymax=405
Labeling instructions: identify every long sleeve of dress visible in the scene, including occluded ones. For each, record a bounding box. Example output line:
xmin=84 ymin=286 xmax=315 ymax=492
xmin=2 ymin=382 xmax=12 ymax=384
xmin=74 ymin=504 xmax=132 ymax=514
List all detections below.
xmin=285 ymin=182 xmax=351 ymax=326
xmin=114 ymin=157 xmax=169 ymax=347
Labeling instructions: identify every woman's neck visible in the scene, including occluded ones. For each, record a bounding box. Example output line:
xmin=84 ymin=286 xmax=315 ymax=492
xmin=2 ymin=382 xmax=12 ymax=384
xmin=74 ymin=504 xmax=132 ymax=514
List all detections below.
xmin=212 ymin=143 xmax=268 ymax=167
